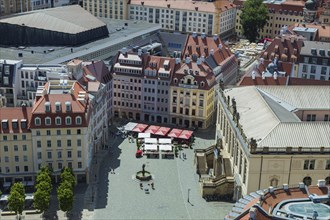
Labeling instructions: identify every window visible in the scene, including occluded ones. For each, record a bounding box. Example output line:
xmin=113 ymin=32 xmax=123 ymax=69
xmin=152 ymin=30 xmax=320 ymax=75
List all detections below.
xmin=13 ymin=135 xmax=17 ymax=140
xmin=55 ymin=117 xmax=61 ymax=125
xmin=5 ymin=156 xmax=9 ymax=162
xmin=67 ymin=151 xmax=72 ymax=158
xmin=3 ymin=136 xmax=7 ymax=141
xmin=24 ymin=166 xmax=28 ymax=172
xmin=326 ymin=160 xmax=330 ymax=169
xmin=16 ymin=166 xmax=20 ymax=172
xmin=270 ymin=177 xmax=279 ymax=187
xmin=14 ymin=145 xmax=18 ymax=151
xmin=58 ymin=162 xmax=62 ymax=170
xmin=303 ymin=176 xmax=312 ymax=186
xmin=47 ymin=140 xmax=51 ymax=147
xmin=57 ymin=140 xmax=61 ymax=147
xmin=47 ymin=152 xmax=52 ymax=159
xmin=4 ymin=145 xmax=8 ymax=152
xmin=45 ymin=117 xmax=51 ymax=125
xmin=65 ymin=116 xmax=72 ymax=125
xmin=306 ymin=114 xmax=316 ymax=121
xmin=77 ymin=129 xmax=81 ymax=135
xmin=46 ymin=130 xmax=51 ymax=136
xmin=37 ymin=152 xmax=42 ymax=159
xmin=324 ymin=115 xmax=329 ymax=121
xmin=78 ymin=151 xmax=82 ymax=158
xmin=23 ymin=155 xmax=28 ymax=162
xmin=67 ymin=140 xmax=71 ymax=147
xmin=57 ymin=130 xmax=61 ymax=135
xmin=36 ymin=131 xmax=41 ymax=136
xmin=35 ymin=117 xmax=41 ymax=126
xmin=15 ymin=156 xmax=19 ymax=162
xmin=303 ymin=159 xmax=315 ymax=170
xmin=22 ymin=135 xmax=26 ymax=140
xmin=77 ymin=139 xmax=81 ymax=147
xmin=67 ymin=129 xmax=71 ymax=135
xmin=78 ymin=162 xmax=82 ymax=169
xmin=37 ymin=141 xmax=41 ymax=148
xmin=75 ymin=116 xmax=82 ymax=125
xmin=68 ymin=162 xmax=72 ymax=168
xmin=22 ymin=145 xmax=27 ymax=151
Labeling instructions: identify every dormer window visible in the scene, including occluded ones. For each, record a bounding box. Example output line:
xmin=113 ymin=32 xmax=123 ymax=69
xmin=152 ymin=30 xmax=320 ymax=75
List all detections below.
xmin=45 ymin=102 xmax=51 ymax=112
xmin=35 ymin=117 xmax=41 ymax=126
xmin=65 ymin=101 xmax=71 ymax=112
xmin=21 ymin=119 xmax=27 ymax=129
xmin=174 ymin=78 xmax=178 ymax=84
xmin=200 ymin=81 xmax=205 ymax=87
xmin=76 ymin=116 xmax=82 ymax=125
xmin=12 ymin=119 xmax=18 ymax=129
xmin=65 ymin=116 xmax=72 ymax=125
xmin=180 ymin=79 xmax=184 ymax=84
xmin=55 ymin=102 xmax=61 ymax=112
xmin=2 ymin=119 xmax=8 ymax=129
xmin=45 ymin=117 xmax=51 ymax=126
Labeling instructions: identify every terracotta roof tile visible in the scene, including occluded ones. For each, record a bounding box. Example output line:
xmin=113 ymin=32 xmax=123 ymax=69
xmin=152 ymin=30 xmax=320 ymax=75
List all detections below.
xmin=0 ymin=107 xmax=32 ymax=133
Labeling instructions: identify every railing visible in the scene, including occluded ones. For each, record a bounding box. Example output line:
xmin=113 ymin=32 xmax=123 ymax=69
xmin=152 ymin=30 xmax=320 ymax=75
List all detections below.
xmin=178 ymin=83 xmax=198 ymax=89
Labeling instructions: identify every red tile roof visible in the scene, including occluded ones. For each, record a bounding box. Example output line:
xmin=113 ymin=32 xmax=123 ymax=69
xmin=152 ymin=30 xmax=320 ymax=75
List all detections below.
xmin=0 ymin=107 xmax=32 ymax=133
xmin=83 ymin=60 xmax=112 ymax=84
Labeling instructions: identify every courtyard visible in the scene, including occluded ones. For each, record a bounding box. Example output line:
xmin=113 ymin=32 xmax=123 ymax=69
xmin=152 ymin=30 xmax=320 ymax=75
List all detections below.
xmin=92 ymin=125 xmax=234 ymax=220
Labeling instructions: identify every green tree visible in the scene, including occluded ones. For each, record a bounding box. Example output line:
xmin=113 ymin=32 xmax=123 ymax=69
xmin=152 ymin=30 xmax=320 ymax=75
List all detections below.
xmin=35 ymin=181 xmax=52 ymax=194
xmin=60 ymin=167 xmax=75 ymax=189
xmin=57 ymin=181 xmax=74 ymax=213
xmin=240 ymin=0 xmax=268 ymax=42
xmin=33 ymin=189 xmax=51 ymax=213
xmin=8 ymin=183 xmax=25 ymax=217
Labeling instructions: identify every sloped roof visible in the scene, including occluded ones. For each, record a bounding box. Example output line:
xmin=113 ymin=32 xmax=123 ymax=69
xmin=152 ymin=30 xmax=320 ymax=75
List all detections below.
xmin=0 ymin=107 xmax=32 ymax=133
xmin=84 ymin=60 xmax=112 ymax=84
xmin=0 ymin=5 xmax=106 ymax=34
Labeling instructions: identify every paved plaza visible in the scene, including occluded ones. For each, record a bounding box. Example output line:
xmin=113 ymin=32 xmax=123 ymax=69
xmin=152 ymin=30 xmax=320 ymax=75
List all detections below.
xmin=92 ymin=125 xmax=234 ymax=220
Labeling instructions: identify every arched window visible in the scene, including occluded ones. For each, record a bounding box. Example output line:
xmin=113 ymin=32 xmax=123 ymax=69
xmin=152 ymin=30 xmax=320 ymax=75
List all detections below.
xmin=303 ymin=176 xmax=312 ymax=186
xmin=75 ymin=116 xmax=82 ymax=125
xmin=325 ymin=176 xmax=330 ymax=185
xmin=55 ymin=117 xmax=61 ymax=125
xmin=35 ymin=117 xmax=41 ymax=126
xmin=270 ymin=178 xmax=279 ymax=187
xmin=45 ymin=117 xmax=51 ymax=126
xmin=65 ymin=116 xmax=72 ymax=125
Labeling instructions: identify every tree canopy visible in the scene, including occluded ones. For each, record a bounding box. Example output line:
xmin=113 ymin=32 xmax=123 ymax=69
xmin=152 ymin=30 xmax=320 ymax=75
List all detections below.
xmin=240 ymin=0 xmax=269 ymax=42
xmin=57 ymin=167 xmax=75 ymax=213
xmin=8 ymin=183 xmax=25 ymax=215
xmin=34 ymin=166 xmax=53 ymax=214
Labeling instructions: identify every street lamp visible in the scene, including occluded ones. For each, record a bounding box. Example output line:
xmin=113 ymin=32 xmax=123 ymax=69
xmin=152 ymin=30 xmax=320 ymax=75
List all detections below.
xmin=187 ymin=188 xmax=191 ymax=203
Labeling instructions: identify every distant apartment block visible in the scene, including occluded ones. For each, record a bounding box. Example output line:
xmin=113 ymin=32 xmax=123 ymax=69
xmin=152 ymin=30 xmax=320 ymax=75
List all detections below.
xmin=216 ymin=85 xmax=330 ymax=197
xmin=234 ymin=0 xmax=304 ymax=39
xmin=297 ymin=41 xmax=330 ymax=81
xmin=128 ymin=0 xmax=236 ymax=38
xmin=83 ymin=0 xmax=128 ymax=19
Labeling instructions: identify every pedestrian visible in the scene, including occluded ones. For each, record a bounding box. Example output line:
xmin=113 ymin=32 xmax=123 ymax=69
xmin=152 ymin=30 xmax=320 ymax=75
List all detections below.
xmin=113 ymin=169 xmax=115 ymax=174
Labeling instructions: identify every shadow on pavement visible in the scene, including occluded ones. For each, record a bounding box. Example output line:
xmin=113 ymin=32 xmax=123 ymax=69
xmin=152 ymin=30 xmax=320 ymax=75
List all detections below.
xmin=194 ymin=125 xmax=216 ymax=140
xmin=95 ymin=136 xmax=122 ymax=209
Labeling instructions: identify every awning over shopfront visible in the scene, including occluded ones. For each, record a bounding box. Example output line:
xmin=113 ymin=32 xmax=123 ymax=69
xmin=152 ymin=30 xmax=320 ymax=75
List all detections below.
xmin=144 ymin=144 xmax=158 ymax=151
xmin=158 ymin=138 xmax=172 ymax=144
xmin=155 ymin=127 xmax=171 ymax=136
xmin=167 ymin=129 xmax=183 ymax=138
xmin=132 ymin=123 xmax=148 ymax=132
xmin=144 ymin=125 xmax=160 ymax=134
xmin=138 ymin=133 xmax=151 ymax=139
xmin=144 ymin=138 xmax=158 ymax=144
xmin=178 ymin=130 xmax=193 ymax=140
xmin=124 ymin=122 xmax=138 ymax=131
xmin=159 ymin=145 xmax=172 ymax=151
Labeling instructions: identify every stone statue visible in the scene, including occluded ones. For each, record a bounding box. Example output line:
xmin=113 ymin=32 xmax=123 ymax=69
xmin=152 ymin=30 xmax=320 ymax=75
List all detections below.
xmin=142 ymin=164 xmax=146 ymax=176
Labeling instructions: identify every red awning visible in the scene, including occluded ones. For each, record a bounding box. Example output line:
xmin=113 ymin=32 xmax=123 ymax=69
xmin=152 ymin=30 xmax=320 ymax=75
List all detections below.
xmin=178 ymin=130 xmax=193 ymax=140
xmin=155 ymin=127 xmax=171 ymax=136
xmin=167 ymin=129 xmax=183 ymax=138
xmin=132 ymin=124 xmax=148 ymax=133
xmin=144 ymin=125 xmax=161 ymax=134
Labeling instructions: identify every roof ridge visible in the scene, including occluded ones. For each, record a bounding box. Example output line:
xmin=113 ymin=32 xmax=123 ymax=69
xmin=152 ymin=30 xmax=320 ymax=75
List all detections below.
xmin=255 ymin=87 xmax=282 ymax=123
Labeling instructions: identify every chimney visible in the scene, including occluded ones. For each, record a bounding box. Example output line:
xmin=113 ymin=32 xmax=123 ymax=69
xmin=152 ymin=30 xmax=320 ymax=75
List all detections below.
xmin=260 ymin=58 xmax=264 ymax=64
xmin=167 ymin=4 xmax=170 ymax=8
xmin=298 ymin=182 xmax=305 ymax=189
xmin=210 ymin=49 xmax=214 ymax=55
xmin=218 ymin=43 xmax=223 ymax=50
xmin=175 ymin=58 xmax=180 ymax=64
xmin=213 ymin=34 xmax=218 ymax=41
xmin=252 ymin=71 xmax=256 ymax=80
xmin=200 ymin=55 xmax=205 ymax=62
xmin=201 ymin=32 xmax=206 ymax=39
xmin=195 ymin=7 xmax=198 ymax=11
xmin=249 ymin=207 xmax=257 ymax=220
xmin=141 ymin=1 xmax=144 ymax=6
xmin=269 ymin=186 xmax=274 ymax=193
xmin=192 ymin=32 xmax=197 ymax=38
xmin=196 ymin=58 xmax=201 ymax=65
xmin=185 ymin=57 xmax=191 ymax=64
xmin=273 ymin=72 xmax=277 ymax=80
xmin=262 ymin=72 xmax=265 ymax=80
xmin=138 ymin=49 xmax=142 ymax=56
